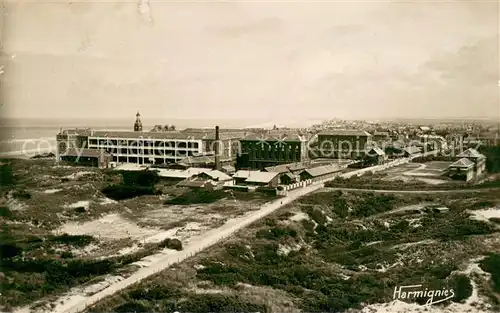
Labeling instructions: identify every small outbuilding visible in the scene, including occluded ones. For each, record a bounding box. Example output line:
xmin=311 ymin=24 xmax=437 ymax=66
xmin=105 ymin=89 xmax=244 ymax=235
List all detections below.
xmin=448 ymin=157 xmax=474 ymax=182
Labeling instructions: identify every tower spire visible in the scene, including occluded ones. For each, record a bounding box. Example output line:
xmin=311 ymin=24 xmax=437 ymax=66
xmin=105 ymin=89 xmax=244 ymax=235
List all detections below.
xmin=134 ymin=110 xmax=143 ymax=132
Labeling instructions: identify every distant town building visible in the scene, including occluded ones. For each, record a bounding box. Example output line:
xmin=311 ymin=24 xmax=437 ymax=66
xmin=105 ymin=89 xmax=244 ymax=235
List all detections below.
xmin=418 ymin=135 xmax=448 ymax=152
xmin=317 ymin=130 xmax=372 ymax=159
xmin=372 ymin=131 xmax=390 ymax=144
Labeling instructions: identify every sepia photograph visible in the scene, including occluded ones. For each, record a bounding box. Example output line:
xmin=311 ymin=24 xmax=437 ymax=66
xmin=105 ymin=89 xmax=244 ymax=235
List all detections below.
xmin=0 ymin=0 xmax=499 ymax=313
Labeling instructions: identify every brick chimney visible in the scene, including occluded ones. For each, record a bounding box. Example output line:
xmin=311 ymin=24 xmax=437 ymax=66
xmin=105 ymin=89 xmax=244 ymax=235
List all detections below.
xmin=215 ymin=125 xmax=221 ymax=171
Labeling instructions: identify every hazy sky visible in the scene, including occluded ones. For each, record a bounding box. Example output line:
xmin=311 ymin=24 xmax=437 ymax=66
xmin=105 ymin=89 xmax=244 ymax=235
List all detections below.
xmin=1 ymin=0 xmax=499 ymax=121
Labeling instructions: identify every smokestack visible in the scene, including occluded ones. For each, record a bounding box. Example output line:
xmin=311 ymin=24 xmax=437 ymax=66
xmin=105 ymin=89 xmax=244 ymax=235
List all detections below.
xmin=215 ymin=125 xmax=221 ymax=171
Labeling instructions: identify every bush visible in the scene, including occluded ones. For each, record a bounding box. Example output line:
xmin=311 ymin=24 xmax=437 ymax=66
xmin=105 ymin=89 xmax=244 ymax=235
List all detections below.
xmin=0 ymin=162 xmax=14 ymax=188
xmin=0 ymin=206 xmax=13 ymax=218
xmin=128 ymin=285 xmax=183 ymax=301
xmin=256 ymin=227 xmax=297 ymax=240
xmin=433 ymin=218 xmax=496 ymax=241
xmin=12 ymin=190 xmax=31 ymax=200
xmin=351 ymin=194 xmax=398 ymax=217
xmin=480 ymin=253 xmax=500 ymax=292
xmin=0 ymin=244 xmax=23 ymax=259
xmin=304 ymin=207 xmax=327 ymax=225
xmin=113 ymin=301 xmax=150 ymax=313
xmin=176 ymin=294 xmax=269 ymax=313
xmin=60 ymin=251 xmax=74 ymax=259
xmin=72 ymin=206 xmax=86 ymax=214
xmin=277 ymin=211 xmax=295 ymax=220
xmin=159 ymin=238 xmax=183 ymax=251
xmin=489 ymin=217 xmax=500 ymax=224
xmin=165 ymin=190 xmax=226 ymax=205
xmin=120 ymin=170 xmax=160 ymax=187
xmin=450 ymin=274 xmax=473 ymax=302
xmin=48 ymin=234 xmax=95 ymax=247
xmin=102 ymin=184 xmax=157 ymax=201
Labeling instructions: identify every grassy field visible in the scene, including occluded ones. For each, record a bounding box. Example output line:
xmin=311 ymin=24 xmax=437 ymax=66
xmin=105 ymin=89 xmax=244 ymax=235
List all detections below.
xmin=87 ymin=188 xmax=500 ymax=313
xmin=0 ymin=158 xmax=275 ymax=311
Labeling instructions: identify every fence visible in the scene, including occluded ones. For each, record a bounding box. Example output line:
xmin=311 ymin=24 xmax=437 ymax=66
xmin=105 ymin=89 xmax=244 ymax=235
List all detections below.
xmin=64 ymin=156 xmax=414 ymax=313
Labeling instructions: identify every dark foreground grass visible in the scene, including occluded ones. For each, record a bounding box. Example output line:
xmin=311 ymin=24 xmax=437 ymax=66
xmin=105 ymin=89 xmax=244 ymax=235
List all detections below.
xmin=192 ymin=193 xmax=498 ymax=312
xmin=88 ymin=284 xmax=270 ymax=313
xmin=0 ymin=224 xmax=179 ymax=310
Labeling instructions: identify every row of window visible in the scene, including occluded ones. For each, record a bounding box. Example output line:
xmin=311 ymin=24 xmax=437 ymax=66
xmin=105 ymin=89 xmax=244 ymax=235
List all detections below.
xmin=101 ymin=148 xmax=196 ymax=157
xmin=250 ymin=149 xmax=301 ymax=161
xmin=88 ymin=139 xmax=199 ymax=149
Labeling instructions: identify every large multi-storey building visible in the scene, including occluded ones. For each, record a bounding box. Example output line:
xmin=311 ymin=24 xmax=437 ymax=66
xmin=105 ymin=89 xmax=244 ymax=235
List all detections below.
xmin=237 ymin=133 xmax=309 ymax=170
xmin=56 ymin=113 xmax=245 ymax=165
xmin=317 ymin=130 xmax=372 ymax=159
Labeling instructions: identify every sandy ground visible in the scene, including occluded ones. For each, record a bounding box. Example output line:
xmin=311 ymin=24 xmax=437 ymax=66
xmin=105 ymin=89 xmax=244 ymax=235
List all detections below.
xmin=43 ymin=188 xmax=63 ymax=194
xmin=380 ymin=161 xmax=452 ymax=185
xmin=469 ymin=207 xmax=500 ymax=222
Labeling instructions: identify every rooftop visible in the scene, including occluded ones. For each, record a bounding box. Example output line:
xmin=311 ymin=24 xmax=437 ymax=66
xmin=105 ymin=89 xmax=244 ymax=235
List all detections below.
xmin=449 ymin=158 xmax=475 ymax=169
xmin=241 ymin=133 xmax=307 ymax=142
xmin=196 ymin=170 xmax=232 ymax=181
xmin=177 ymin=155 xmax=233 ymax=165
xmin=264 ymin=162 xmax=307 ymax=174
xmin=150 ymin=167 xmax=210 ymax=179
xmin=302 ymin=164 xmax=343 ymax=177
xmin=403 ymin=146 xmax=422 ymax=154
xmin=233 ymin=170 xmax=280 ymax=183
xmin=457 ymin=148 xmax=486 ymax=159
xmin=318 ymin=130 xmax=372 ymax=137
xmin=367 ymin=147 xmax=386 ymax=156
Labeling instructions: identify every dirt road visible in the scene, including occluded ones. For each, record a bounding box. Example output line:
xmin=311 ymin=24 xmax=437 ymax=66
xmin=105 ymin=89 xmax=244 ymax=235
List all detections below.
xmin=324 ymin=187 xmax=499 ymax=194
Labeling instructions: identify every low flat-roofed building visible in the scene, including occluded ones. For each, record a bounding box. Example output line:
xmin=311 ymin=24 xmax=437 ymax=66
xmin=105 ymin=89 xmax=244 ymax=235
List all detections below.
xmin=232 ymin=170 xmax=280 ymax=187
xmin=418 ymin=134 xmax=448 ymax=152
xmin=177 ymin=180 xmax=217 ymax=190
xmin=373 ymin=131 xmax=390 ymax=144
xmin=150 ymin=167 xmax=210 ymax=181
xmin=114 ymin=163 xmax=150 ymax=171
xmin=299 ymin=164 xmax=342 ymax=182
xmin=263 ymin=162 xmax=307 ymax=175
xmin=177 ymin=170 xmax=232 ymax=190
xmin=60 ymin=148 xmax=112 ymax=169
xmin=194 ymin=170 xmax=232 ymax=182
